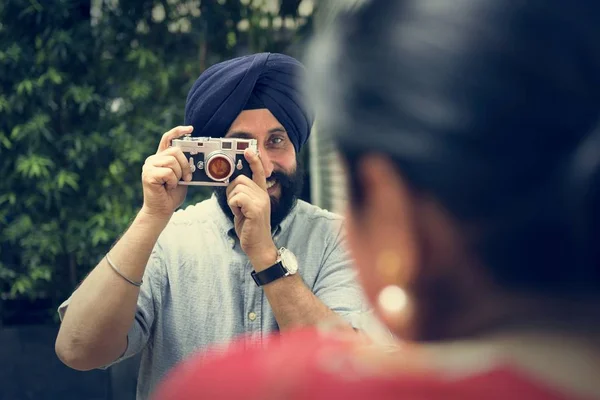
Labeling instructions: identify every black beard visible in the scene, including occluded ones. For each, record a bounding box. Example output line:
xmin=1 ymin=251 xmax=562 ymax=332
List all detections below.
xmin=215 ymin=159 xmax=304 ymax=230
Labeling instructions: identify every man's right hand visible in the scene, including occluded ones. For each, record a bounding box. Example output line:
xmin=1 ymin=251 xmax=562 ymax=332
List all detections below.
xmin=56 ymin=128 xmax=194 ymax=370
xmin=141 ymin=126 xmax=194 ymax=219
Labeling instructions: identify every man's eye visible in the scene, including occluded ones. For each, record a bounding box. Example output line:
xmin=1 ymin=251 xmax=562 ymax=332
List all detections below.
xmin=271 ymin=137 xmax=284 ymax=145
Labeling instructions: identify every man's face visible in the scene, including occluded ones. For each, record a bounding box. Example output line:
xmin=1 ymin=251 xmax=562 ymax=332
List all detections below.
xmin=215 ymin=109 xmax=303 ymax=228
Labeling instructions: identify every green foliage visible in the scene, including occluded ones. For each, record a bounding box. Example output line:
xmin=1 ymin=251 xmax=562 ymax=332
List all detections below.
xmin=0 ymin=0 xmax=314 ymax=322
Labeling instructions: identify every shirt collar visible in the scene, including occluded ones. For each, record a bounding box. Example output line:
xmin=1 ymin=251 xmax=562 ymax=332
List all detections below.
xmin=206 ymin=194 xmax=298 ymax=241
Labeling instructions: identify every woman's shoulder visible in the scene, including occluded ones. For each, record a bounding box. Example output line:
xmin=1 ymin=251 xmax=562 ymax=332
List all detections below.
xmin=152 ymin=328 xmax=574 ymax=400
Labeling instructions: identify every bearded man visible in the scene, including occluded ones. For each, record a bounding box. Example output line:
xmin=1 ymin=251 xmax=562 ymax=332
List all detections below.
xmin=55 ymin=53 xmax=366 ymax=400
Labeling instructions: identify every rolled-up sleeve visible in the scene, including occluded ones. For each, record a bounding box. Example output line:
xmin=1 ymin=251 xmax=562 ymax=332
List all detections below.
xmin=311 ymin=225 xmax=369 ymax=327
xmin=57 ymin=247 xmax=164 ymax=369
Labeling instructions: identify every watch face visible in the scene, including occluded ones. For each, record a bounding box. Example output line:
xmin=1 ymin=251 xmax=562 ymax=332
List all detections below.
xmin=280 ymin=248 xmax=298 ymax=274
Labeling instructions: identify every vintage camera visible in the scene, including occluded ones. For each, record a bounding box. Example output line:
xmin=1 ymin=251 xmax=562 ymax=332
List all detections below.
xmin=171 ymin=136 xmax=257 ymax=186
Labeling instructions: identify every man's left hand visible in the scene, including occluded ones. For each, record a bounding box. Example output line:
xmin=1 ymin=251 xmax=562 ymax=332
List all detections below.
xmin=226 ymin=148 xmax=278 ymax=271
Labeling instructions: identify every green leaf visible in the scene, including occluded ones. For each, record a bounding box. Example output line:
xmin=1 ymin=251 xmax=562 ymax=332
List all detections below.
xmin=108 ymin=160 xmax=125 ymax=177
xmin=56 ymin=170 xmax=79 ymax=190
xmin=0 ymin=44 xmax=22 ymax=63
xmin=15 ymin=155 xmax=55 ymax=178
xmin=16 ymin=79 xmax=34 ymax=95
xmin=88 ymin=214 xmax=107 ymax=229
xmin=91 ymin=229 xmax=110 ymax=246
xmin=37 ymin=68 xmax=64 ymax=86
xmin=126 ymin=48 xmax=159 ymax=69
xmin=30 ymin=266 xmax=52 ymax=282
xmin=10 ymin=125 xmax=23 ymax=140
xmin=0 ymin=131 xmax=11 ymax=149
xmin=0 ymin=96 xmax=10 ymax=113
xmin=0 ymin=193 xmax=17 ymax=206
xmin=0 ymin=267 xmax=17 ymax=281
xmin=47 ymin=68 xmax=63 ymax=84
xmin=11 ymin=277 xmax=33 ymax=296
xmin=4 ymin=214 xmax=33 ymax=242
xmin=129 ymin=81 xmax=152 ymax=100
xmin=227 ymin=31 xmax=237 ymax=48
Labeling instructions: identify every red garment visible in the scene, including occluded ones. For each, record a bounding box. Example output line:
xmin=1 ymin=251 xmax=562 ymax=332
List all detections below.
xmin=153 ymin=328 xmax=579 ymax=400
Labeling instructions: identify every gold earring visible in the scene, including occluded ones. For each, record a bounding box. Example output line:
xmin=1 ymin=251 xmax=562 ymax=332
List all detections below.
xmin=377 ymin=285 xmax=408 ymax=315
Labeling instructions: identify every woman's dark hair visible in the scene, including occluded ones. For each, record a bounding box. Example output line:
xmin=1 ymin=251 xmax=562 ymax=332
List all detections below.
xmin=310 ymin=0 xmax=600 ymax=294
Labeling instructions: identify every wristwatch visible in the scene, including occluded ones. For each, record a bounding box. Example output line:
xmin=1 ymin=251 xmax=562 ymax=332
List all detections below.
xmin=251 ymin=247 xmax=298 ymax=287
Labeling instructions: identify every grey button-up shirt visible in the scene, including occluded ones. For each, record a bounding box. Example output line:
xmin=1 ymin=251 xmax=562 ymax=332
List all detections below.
xmin=59 ymin=196 xmax=366 ymax=399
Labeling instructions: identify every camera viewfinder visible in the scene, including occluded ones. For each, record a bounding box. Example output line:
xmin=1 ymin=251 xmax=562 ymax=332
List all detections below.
xmin=236 ymin=142 xmax=249 ymax=151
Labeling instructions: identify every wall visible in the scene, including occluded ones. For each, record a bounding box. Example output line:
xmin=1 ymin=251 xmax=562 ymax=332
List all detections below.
xmin=0 ymin=325 xmax=139 ymax=400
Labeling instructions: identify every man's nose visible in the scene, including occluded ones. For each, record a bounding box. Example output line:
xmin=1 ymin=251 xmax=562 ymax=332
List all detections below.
xmin=260 ymin=150 xmax=274 ymax=178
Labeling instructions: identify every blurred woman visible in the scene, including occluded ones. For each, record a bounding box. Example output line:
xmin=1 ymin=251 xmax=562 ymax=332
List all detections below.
xmin=153 ymin=1 xmax=600 ymax=398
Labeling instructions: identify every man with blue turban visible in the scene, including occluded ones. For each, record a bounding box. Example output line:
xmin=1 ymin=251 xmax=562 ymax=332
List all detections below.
xmin=55 ymin=53 xmax=366 ymax=399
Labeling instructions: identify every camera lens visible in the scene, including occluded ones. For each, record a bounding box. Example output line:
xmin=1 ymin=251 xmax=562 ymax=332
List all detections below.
xmin=206 ymin=154 xmax=233 ymax=181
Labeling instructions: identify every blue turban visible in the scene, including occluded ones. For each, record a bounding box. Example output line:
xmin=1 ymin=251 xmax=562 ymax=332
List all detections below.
xmin=184 ymin=53 xmax=314 ymax=153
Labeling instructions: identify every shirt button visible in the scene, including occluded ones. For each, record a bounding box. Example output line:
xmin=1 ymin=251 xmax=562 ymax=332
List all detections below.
xmin=248 ymin=312 xmax=257 ymax=321
xmin=228 ymin=238 xmax=235 ymax=247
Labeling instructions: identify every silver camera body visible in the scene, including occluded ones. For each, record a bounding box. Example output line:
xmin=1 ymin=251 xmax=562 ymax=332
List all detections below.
xmin=171 ymin=136 xmax=258 ymax=186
